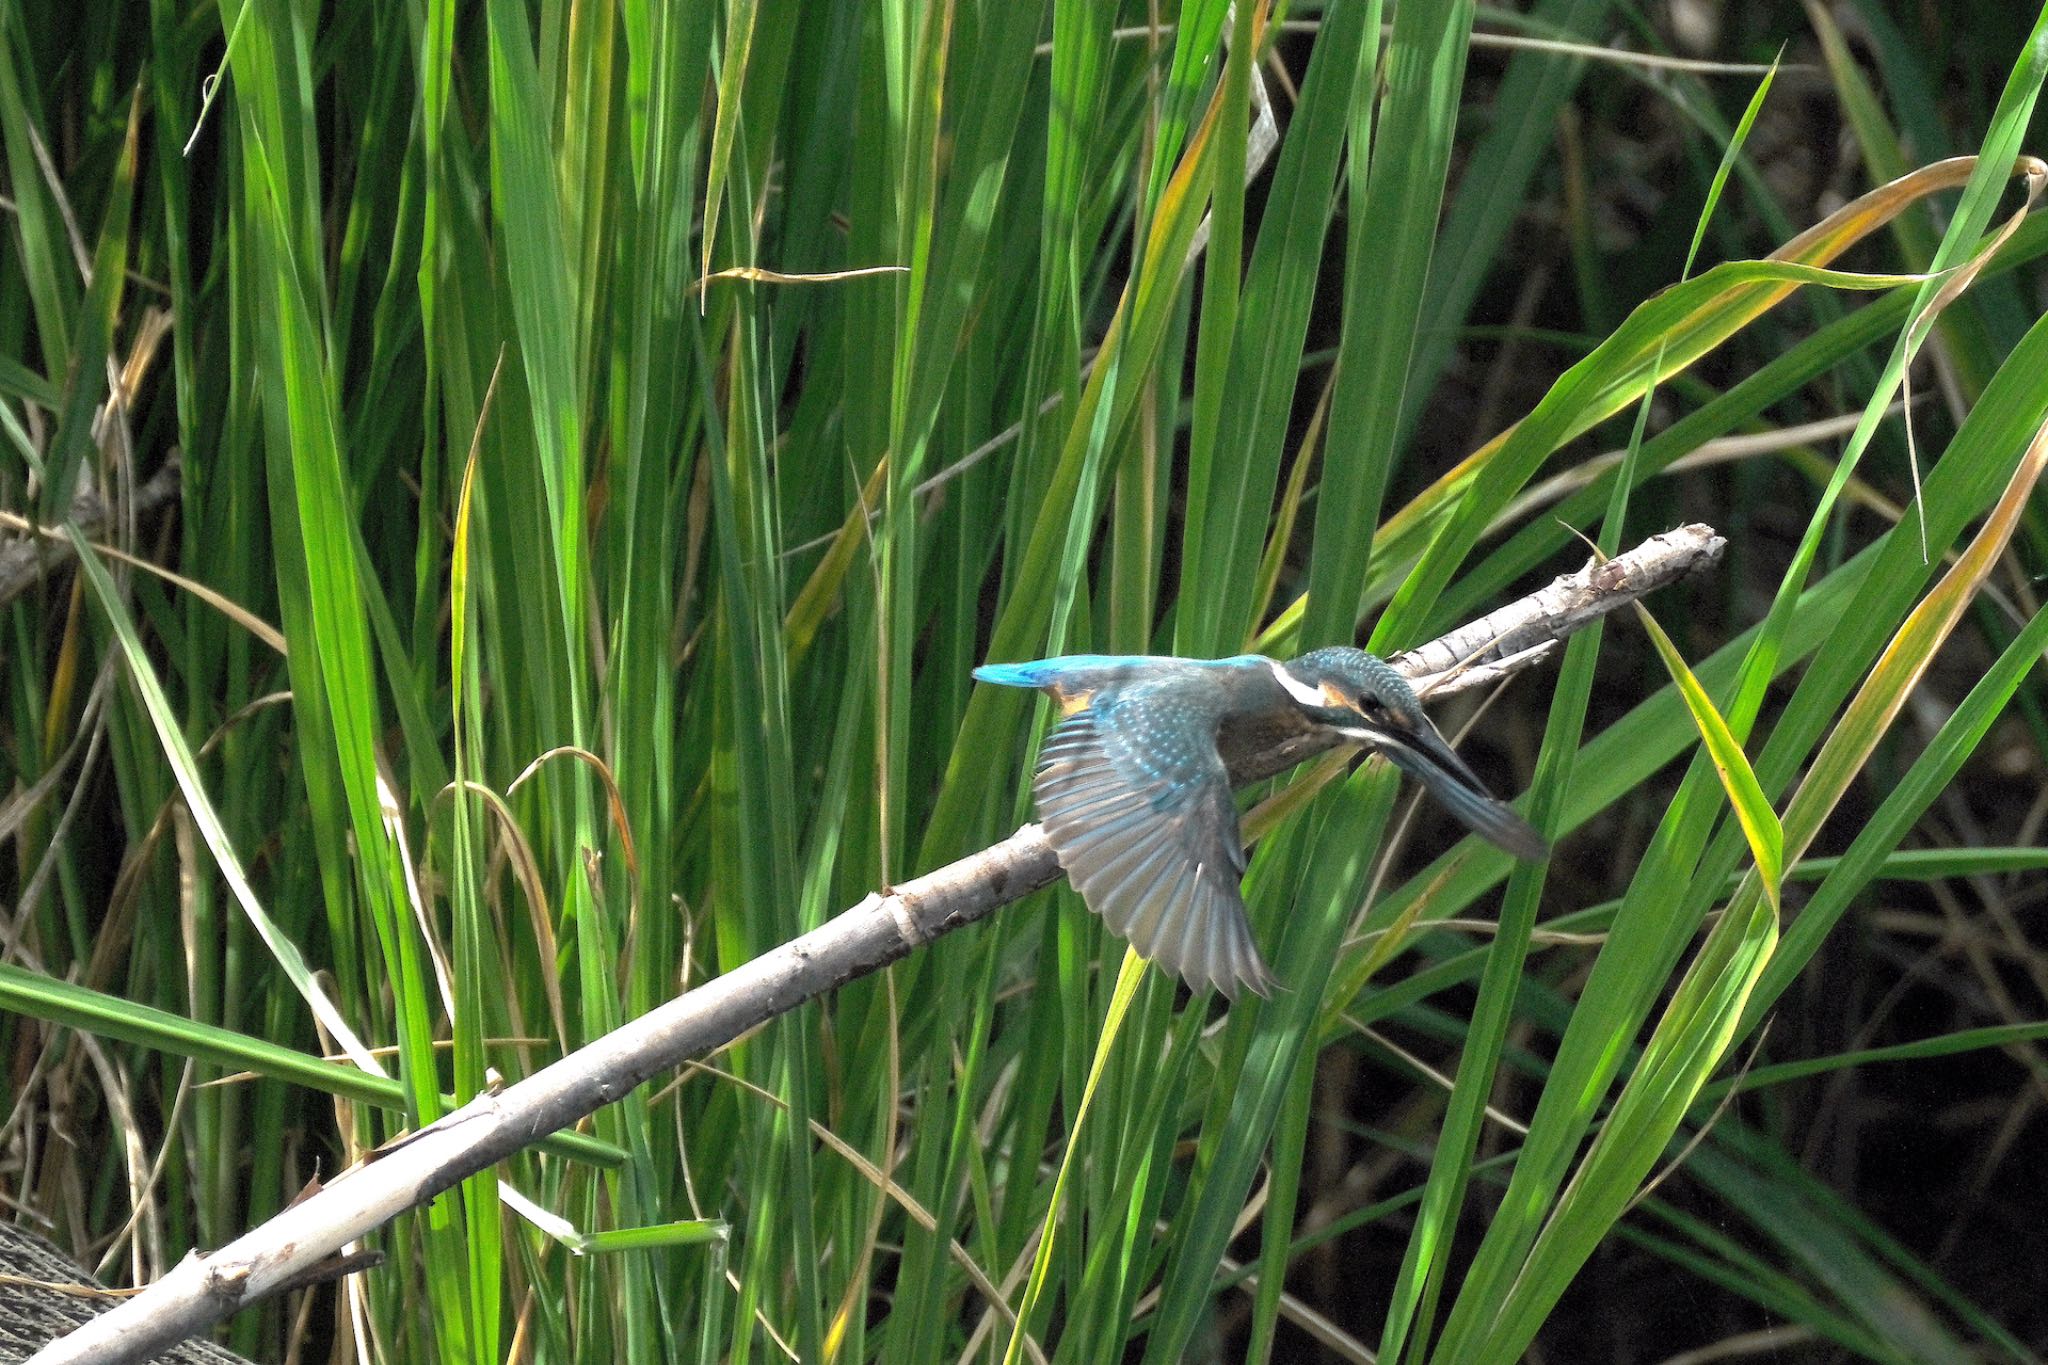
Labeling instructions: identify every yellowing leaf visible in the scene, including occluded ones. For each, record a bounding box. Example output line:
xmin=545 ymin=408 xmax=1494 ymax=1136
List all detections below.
xmin=1634 ymin=602 xmax=1785 ymax=911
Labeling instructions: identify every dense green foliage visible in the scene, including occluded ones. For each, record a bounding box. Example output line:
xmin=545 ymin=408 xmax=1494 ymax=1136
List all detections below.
xmin=2 ymin=1 xmax=2046 ymax=1360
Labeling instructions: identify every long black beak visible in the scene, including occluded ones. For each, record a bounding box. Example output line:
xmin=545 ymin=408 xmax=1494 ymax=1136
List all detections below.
xmin=1336 ymin=717 xmax=1548 ymax=861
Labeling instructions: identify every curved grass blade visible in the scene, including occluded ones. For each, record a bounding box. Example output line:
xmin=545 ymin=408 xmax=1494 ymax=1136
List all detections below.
xmin=63 ymin=526 xmax=383 ymax=1075
xmin=1633 ymin=601 xmax=1783 ymax=909
xmin=0 ymin=961 xmax=619 ymax=1165
xmin=1450 ymin=371 xmax=2048 ymax=1365
xmin=1256 ymin=155 xmax=2042 ymax=655
xmin=1000 ymin=947 xmax=1147 ymax=1365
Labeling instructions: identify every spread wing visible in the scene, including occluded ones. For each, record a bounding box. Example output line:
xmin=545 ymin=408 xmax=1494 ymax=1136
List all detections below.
xmin=1032 ymin=694 xmax=1276 ymax=998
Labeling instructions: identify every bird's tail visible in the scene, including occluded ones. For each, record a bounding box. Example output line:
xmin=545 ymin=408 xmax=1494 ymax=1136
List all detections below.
xmin=972 ymin=655 xmax=1142 ymax=695
xmin=971 ymin=661 xmax=1059 ymax=689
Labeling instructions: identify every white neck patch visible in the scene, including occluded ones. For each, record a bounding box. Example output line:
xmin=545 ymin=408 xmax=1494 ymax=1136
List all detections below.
xmin=1267 ymin=659 xmax=1328 ymax=708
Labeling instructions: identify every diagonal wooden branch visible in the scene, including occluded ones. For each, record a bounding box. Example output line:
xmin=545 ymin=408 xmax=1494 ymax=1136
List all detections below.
xmin=29 ymin=523 xmax=1724 ymax=1365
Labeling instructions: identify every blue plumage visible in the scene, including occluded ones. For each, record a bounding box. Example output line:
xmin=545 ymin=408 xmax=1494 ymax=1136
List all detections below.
xmin=970 ymin=659 xmax=1091 ymax=689
xmin=978 ymin=648 xmax=1545 ymax=997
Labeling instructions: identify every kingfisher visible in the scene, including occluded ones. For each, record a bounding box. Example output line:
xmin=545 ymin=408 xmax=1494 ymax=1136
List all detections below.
xmin=975 ymin=648 xmax=1547 ymax=998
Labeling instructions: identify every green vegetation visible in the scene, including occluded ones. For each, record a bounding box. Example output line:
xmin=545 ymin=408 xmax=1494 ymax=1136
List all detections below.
xmin=3 ymin=1 xmax=2045 ymax=1360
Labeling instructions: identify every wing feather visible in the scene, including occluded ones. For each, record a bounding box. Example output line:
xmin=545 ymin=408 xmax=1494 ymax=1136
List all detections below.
xmin=1031 ymin=699 xmax=1276 ymax=997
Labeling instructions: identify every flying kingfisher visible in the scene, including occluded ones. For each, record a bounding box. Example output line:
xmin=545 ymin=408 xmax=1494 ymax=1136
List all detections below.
xmin=975 ymin=648 xmax=1547 ymax=998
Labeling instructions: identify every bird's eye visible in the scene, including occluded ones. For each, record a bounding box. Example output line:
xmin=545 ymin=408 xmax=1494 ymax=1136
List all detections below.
xmin=1358 ymin=694 xmax=1385 ymax=717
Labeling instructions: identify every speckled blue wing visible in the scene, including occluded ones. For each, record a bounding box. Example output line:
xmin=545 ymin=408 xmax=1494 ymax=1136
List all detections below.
xmin=1031 ymin=693 xmax=1277 ymax=998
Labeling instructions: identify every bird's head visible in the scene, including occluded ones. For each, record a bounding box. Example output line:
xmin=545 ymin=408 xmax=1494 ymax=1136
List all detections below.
xmin=1278 ymin=647 xmax=1548 ymax=860
xmin=1281 ymin=647 xmax=1432 ymax=743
